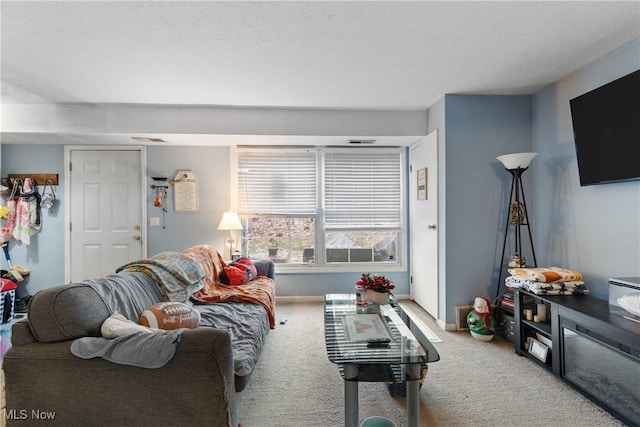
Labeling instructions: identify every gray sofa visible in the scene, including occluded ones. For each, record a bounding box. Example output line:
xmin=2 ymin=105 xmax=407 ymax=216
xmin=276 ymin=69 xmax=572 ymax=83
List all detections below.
xmin=3 ymin=257 xmax=275 ymax=427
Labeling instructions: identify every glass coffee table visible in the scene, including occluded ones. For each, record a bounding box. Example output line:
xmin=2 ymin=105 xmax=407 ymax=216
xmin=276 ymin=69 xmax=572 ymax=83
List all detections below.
xmin=324 ymin=294 xmax=440 ymax=427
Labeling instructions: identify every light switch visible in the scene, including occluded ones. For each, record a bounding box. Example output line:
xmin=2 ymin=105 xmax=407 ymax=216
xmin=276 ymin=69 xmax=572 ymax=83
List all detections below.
xmin=149 ymin=217 xmax=160 ymax=227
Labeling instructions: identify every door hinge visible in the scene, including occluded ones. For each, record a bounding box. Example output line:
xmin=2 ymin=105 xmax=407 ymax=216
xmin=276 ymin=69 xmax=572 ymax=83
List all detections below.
xmin=69 ymin=222 xmax=72 ymax=232
xmin=410 ymin=275 xmax=413 ymax=284
xmin=409 ymin=164 xmax=412 ymax=173
xmin=69 ymin=162 xmax=72 ymax=172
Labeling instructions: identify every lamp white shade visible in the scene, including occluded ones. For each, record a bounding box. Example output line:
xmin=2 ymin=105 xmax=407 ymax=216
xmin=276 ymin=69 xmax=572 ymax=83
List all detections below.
xmin=496 ymin=152 xmax=538 ymax=170
xmin=217 ymin=211 xmax=243 ymax=231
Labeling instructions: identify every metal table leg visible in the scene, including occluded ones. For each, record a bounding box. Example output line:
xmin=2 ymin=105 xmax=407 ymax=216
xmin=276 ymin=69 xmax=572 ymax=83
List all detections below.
xmin=406 ymin=363 xmax=420 ymax=427
xmin=344 ymin=364 xmax=359 ymax=427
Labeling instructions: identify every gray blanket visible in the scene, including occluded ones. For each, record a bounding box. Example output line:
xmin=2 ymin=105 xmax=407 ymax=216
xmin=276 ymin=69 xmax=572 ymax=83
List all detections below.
xmin=85 ymin=271 xmax=164 ymax=320
xmin=196 ymin=302 xmax=269 ymax=377
xmin=71 ymin=329 xmax=185 ymax=368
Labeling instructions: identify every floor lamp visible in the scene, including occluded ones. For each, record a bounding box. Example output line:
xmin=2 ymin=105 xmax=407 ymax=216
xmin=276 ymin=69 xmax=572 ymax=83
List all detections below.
xmin=495 ymin=152 xmax=538 ymax=302
xmin=218 ymin=211 xmax=243 ymax=260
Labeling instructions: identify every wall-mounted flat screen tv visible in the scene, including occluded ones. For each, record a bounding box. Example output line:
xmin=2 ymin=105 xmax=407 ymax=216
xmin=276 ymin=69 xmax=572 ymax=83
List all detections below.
xmin=570 ymin=69 xmax=640 ymax=186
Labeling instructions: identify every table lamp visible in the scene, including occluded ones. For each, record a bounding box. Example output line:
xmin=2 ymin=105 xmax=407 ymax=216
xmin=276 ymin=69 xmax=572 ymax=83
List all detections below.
xmin=217 ymin=211 xmax=243 ymax=258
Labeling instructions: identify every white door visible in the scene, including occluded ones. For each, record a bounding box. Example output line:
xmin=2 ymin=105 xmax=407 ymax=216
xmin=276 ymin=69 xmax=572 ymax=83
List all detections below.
xmin=410 ymin=130 xmax=439 ymax=318
xmin=67 ymin=148 xmax=145 ymax=282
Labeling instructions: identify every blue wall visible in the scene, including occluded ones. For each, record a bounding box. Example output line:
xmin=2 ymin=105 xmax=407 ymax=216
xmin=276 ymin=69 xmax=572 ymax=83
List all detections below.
xmin=0 ymin=145 xmax=66 ymax=297
xmin=147 ymin=145 xmax=411 ymax=297
xmin=145 ymin=145 xmax=231 ymax=254
xmin=0 ymin=144 xmax=237 ymax=296
xmin=438 ymin=94 xmax=533 ymax=325
xmin=0 ymin=143 xmax=410 ymax=297
xmin=1 ymin=38 xmax=637 ymax=320
xmin=532 ymin=38 xmax=640 ymax=300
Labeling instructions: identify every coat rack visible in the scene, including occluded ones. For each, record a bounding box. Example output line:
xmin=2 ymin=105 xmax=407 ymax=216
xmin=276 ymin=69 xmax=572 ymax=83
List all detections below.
xmin=6 ymin=174 xmax=59 ymax=186
xmin=150 ymin=184 xmax=169 ymax=229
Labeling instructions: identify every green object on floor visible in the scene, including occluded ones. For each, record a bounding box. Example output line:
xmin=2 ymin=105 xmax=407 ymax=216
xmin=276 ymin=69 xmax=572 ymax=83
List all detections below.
xmin=360 ymin=416 xmax=396 ymax=427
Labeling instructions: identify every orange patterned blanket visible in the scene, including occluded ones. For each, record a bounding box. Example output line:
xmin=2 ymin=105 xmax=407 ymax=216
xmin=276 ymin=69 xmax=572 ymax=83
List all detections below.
xmin=183 ymin=244 xmax=276 ymax=329
xmin=508 ymin=266 xmax=583 ymax=284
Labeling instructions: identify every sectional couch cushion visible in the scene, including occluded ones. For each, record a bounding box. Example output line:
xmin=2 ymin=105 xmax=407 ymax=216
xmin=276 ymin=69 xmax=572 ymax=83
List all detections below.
xmin=28 ymin=271 xmax=162 ymax=342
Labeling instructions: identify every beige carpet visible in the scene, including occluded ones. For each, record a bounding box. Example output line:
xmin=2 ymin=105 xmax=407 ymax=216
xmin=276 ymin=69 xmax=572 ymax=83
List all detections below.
xmin=0 ymin=302 xmax=626 ymax=427
xmin=236 ymin=300 xmax=625 ymax=427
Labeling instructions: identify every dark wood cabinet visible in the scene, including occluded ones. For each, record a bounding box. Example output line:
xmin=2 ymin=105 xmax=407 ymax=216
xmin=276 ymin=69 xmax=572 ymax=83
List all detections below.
xmin=514 ymin=289 xmax=640 ymax=427
xmin=514 ymin=290 xmax=559 ymax=373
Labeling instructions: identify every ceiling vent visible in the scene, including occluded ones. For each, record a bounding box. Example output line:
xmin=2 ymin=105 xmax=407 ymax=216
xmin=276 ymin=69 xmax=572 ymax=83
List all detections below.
xmin=348 ymin=139 xmax=376 ymax=144
xmin=131 ymin=137 xmax=167 ymax=143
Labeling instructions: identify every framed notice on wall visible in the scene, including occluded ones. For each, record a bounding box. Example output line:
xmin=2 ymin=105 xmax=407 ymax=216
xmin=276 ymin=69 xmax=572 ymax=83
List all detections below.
xmin=417 ymin=167 xmax=427 ymax=200
xmin=173 ymin=170 xmax=198 ymax=212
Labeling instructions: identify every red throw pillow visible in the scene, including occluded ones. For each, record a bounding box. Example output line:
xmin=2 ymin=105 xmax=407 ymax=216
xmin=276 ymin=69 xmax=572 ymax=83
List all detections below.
xmin=220 ymin=257 xmax=257 ymax=285
xmin=233 ymin=257 xmax=257 ymax=277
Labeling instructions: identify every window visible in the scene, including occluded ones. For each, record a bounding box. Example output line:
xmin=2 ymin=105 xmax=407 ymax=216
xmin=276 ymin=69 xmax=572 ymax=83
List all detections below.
xmin=235 ymin=147 xmax=404 ymax=269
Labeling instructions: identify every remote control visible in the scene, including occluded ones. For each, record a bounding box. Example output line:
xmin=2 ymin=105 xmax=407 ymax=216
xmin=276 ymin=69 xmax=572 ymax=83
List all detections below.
xmin=367 ymin=337 xmax=390 ymax=343
xmin=367 ymin=341 xmax=390 ymax=348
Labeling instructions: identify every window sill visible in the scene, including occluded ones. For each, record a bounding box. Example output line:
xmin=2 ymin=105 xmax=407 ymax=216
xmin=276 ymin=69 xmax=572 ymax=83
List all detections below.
xmin=274 ymin=263 xmax=406 ymax=274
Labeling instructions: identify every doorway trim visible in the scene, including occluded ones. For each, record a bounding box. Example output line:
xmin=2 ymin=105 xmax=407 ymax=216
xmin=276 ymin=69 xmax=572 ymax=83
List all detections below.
xmin=64 ymin=145 xmax=147 ymax=283
xmin=409 ymin=129 xmax=439 ymax=319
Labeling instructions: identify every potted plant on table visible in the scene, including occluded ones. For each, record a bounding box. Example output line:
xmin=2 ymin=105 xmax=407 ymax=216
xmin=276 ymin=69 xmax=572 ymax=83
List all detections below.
xmin=356 ymin=273 xmax=395 ymax=305
xmin=268 ymin=238 xmax=278 ymax=257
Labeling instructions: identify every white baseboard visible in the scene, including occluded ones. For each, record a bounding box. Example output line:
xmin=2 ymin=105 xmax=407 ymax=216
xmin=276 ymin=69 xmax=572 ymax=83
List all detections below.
xmin=276 ymin=295 xmax=458 ymax=332
xmin=276 ymin=295 xmax=324 ymax=304
xmin=437 ymin=318 xmax=457 ymax=331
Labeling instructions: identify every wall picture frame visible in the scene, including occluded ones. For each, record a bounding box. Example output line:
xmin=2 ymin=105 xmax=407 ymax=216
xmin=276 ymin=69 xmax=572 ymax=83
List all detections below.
xmin=417 ymin=167 xmax=427 ymax=200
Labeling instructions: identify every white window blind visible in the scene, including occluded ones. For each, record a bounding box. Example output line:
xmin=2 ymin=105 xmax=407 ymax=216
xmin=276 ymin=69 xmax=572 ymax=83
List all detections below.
xmin=324 ymin=149 xmax=402 ymax=229
xmin=237 ymin=149 xmax=317 ymax=215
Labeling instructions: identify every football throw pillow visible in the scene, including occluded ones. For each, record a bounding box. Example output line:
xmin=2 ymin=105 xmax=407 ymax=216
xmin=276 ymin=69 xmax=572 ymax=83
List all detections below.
xmin=139 ymin=302 xmax=201 ymax=330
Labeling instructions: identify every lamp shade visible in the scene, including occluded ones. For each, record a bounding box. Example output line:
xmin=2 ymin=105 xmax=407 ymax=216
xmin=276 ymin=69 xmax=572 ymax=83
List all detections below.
xmin=217 ymin=211 xmax=243 ymax=231
xmin=496 ymin=152 xmax=538 ymax=170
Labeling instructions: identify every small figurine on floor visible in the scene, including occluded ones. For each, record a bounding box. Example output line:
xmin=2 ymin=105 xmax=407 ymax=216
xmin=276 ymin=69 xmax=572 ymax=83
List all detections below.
xmin=467 ymin=297 xmax=496 ymax=341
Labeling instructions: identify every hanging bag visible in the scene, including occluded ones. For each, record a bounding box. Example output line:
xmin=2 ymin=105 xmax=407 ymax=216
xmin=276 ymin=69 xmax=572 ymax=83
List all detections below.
xmin=41 ymin=179 xmax=56 ymax=210
xmin=13 ymin=178 xmax=41 ymax=245
xmin=1 ymin=180 xmax=19 ymax=240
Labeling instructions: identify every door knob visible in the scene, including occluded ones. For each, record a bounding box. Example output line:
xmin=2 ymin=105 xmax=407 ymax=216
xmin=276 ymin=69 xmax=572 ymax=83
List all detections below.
xmin=132 ymin=235 xmax=141 ymax=241
xmin=133 ymin=224 xmax=141 ymax=230
xmin=427 ymin=224 xmax=437 ymax=230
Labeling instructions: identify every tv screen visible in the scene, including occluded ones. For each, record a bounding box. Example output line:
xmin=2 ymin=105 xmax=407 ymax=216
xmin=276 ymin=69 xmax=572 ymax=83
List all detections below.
xmin=570 ymin=69 xmax=640 ymax=186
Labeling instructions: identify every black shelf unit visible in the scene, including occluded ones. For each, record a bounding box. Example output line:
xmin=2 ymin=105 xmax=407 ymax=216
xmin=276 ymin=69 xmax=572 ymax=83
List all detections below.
xmin=514 ymin=290 xmax=556 ymax=373
xmin=494 ymin=166 xmax=538 ymax=305
xmin=513 ymin=288 xmax=640 ymax=426
xmin=521 ymin=318 xmax=551 ymax=335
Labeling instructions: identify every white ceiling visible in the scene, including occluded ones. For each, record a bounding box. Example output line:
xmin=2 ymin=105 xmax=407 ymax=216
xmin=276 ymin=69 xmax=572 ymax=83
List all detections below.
xmin=1 ymin=1 xmax=639 ymax=146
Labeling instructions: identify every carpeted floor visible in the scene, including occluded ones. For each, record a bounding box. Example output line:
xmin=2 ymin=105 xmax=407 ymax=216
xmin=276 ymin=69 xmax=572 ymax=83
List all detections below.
xmin=236 ymin=300 xmax=625 ymax=427
xmin=0 ymin=301 xmax=627 ymax=427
